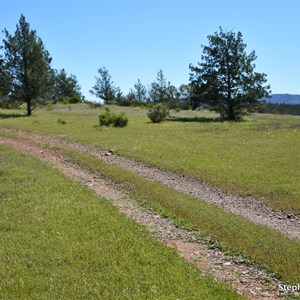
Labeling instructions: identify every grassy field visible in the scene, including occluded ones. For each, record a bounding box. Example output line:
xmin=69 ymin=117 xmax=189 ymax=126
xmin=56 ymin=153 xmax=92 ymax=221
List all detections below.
xmin=1 ymin=104 xmax=300 ymax=297
xmin=0 ymin=104 xmax=299 ymax=214
xmin=0 ymin=145 xmax=242 ymax=299
xmin=58 ymin=147 xmax=300 ymax=283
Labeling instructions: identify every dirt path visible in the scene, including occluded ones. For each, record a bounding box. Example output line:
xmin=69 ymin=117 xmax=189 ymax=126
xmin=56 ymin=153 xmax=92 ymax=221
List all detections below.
xmin=1 ymin=128 xmax=299 ymax=241
xmin=0 ymin=135 xmax=286 ymax=299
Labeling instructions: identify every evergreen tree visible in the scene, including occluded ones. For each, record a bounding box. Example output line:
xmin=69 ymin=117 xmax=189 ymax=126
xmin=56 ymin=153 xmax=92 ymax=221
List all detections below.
xmin=0 ymin=55 xmax=11 ymax=105
xmin=53 ymin=68 xmax=82 ymax=103
xmin=178 ymin=84 xmax=192 ymax=109
xmin=90 ymin=67 xmax=116 ymax=104
xmin=166 ymin=84 xmax=180 ymax=109
xmin=149 ymin=69 xmax=169 ymax=104
xmin=133 ymin=78 xmax=147 ymax=103
xmin=190 ymin=27 xmax=271 ymax=120
xmin=1 ymin=14 xmax=53 ymax=115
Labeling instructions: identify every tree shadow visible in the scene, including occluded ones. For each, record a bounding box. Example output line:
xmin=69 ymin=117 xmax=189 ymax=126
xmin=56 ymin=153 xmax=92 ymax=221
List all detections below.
xmin=167 ymin=116 xmax=224 ymax=123
xmin=0 ymin=113 xmax=28 ymax=119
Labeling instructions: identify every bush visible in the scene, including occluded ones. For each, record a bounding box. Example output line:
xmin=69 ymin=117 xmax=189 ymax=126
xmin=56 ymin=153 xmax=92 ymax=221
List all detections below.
xmin=99 ymin=108 xmax=112 ymax=126
xmin=60 ymin=95 xmax=81 ymax=104
xmin=111 ymin=113 xmax=128 ymax=127
xmin=98 ymin=108 xmax=128 ymax=128
xmin=69 ymin=95 xmax=81 ymax=104
xmin=57 ymin=118 xmax=66 ymax=125
xmin=147 ymin=103 xmax=169 ymax=123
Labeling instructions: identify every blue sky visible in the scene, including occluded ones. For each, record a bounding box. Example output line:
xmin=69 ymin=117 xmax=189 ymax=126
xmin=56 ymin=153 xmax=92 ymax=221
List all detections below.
xmin=1 ymin=0 xmax=299 ymax=101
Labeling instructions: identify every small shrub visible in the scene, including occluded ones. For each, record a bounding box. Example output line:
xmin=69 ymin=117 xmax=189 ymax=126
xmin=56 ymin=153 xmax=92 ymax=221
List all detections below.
xmin=98 ymin=108 xmax=128 ymax=128
xmin=62 ymin=96 xmax=71 ymax=104
xmin=111 ymin=113 xmax=128 ymax=128
xmin=69 ymin=95 xmax=81 ymax=104
xmin=147 ymin=103 xmax=169 ymax=123
xmin=57 ymin=118 xmax=66 ymax=125
xmin=99 ymin=108 xmax=113 ymax=126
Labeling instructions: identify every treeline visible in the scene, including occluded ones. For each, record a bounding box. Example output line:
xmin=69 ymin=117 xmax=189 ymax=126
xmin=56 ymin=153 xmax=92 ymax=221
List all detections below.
xmin=259 ymin=103 xmax=300 ymax=116
xmin=0 ymin=15 xmax=193 ymax=115
xmin=2 ymin=15 xmax=294 ymax=121
xmin=89 ymin=67 xmax=192 ymax=109
xmin=0 ymin=15 xmax=84 ymax=114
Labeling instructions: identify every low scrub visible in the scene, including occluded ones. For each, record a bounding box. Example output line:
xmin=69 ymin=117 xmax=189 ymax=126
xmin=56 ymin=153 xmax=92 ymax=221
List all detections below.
xmin=57 ymin=118 xmax=66 ymax=125
xmin=147 ymin=103 xmax=169 ymax=123
xmin=99 ymin=108 xmax=128 ymax=127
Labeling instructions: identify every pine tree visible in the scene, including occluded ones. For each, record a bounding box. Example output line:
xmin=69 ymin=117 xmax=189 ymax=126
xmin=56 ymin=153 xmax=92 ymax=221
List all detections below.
xmin=90 ymin=67 xmax=116 ymax=104
xmin=2 ymin=15 xmax=53 ymax=115
xmin=190 ymin=27 xmax=271 ymax=120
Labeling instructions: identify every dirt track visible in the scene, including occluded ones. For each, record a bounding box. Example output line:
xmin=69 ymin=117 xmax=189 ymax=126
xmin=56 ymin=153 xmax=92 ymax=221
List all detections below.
xmin=0 ymin=128 xmax=299 ymax=299
xmin=1 ymin=128 xmax=299 ymax=241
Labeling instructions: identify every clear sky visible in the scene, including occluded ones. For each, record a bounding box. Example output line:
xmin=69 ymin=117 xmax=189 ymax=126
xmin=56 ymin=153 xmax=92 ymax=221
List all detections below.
xmin=1 ymin=0 xmax=299 ymax=101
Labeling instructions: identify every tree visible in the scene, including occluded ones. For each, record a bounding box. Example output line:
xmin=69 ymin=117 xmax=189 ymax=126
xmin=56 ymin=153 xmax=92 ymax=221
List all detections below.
xmin=178 ymin=84 xmax=192 ymax=109
xmin=133 ymin=79 xmax=147 ymax=103
xmin=0 ymin=56 xmax=11 ymax=108
xmin=148 ymin=69 xmax=169 ymax=105
xmin=90 ymin=67 xmax=116 ymax=104
xmin=52 ymin=68 xmax=83 ymax=103
xmin=166 ymin=84 xmax=180 ymax=109
xmin=0 ymin=55 xmax=11 ymax=106
xmin=189 ymin=27 xmax=271 ymax=120
xmin=114 ymin=87 xmax=128 ymax=106
xmin=1 ymin=14 xmax=53 ymax=115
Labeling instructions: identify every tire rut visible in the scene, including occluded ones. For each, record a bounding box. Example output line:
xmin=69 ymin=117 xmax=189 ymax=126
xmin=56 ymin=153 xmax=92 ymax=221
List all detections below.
xmin=1 ymin=128 xmax=299 ymax=241
xmin=0 ymin=135 xmax=288 ymax=299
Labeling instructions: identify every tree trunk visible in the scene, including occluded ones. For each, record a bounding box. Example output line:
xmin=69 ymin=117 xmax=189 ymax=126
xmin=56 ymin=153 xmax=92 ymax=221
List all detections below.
xmin=228 ymin=104 xmax=235 ymax=120
xmin=27 ymin=99 xmax=32 ymax=116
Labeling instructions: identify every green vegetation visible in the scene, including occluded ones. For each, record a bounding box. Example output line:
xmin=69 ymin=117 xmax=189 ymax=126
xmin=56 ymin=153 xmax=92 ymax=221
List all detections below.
xmin=0 ymin=15 xmax=83 ymax=114
xmin=189 ymin=27 xmax=270 ymax=120
xmin=52 ymin=68 xmax=83 ymax=104
xmin=91 ymin=66 xmax=117 ymax=104
xmin=57 ymin=147 xmax=300 ymax=283
xmin=99 ymin=107 xmax=128 ymax=127
xmin=1 ymin=14 xmax=298 ymax=298
xmin=57 ymin=118 xmax=66 ymax=125
xmin=0 ymin=145 xmax=242 ymax=299
xmin=1 ymin=15 xmax=53 ymax=115
xmin=261 ymin=103 xmax=300 ymax=116
xmin=147 ymin=103 xmax=169 ymax=123
xmin=0 ymin=105 xmax=299 ymax=214
xmin=0 ymin=16 xmax=275 ymax=117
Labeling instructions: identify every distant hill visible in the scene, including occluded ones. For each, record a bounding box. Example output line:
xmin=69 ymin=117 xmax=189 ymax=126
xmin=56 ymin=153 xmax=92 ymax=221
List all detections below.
xmin=265 ymin=94 xmax=300 ymax=104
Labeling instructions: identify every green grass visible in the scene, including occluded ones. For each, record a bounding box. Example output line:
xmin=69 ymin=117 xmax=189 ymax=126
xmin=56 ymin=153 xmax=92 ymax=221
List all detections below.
xmin=0 ymin=104 xmax=299 ymax=214
xmin=0 ymin=145 xmax=242 ymax=299
xmin=59 ymin=148 xmax=300 ymax=283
